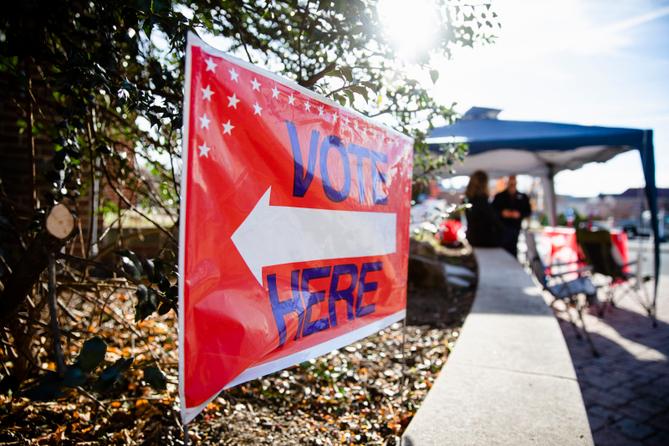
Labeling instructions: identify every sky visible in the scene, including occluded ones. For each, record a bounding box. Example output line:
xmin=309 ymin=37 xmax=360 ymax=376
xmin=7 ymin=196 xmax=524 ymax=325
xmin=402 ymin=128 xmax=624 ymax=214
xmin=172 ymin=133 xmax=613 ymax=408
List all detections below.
xmin=192 ymin=0 xmax=669 ymax=197
xmin=428 ymin=0 xmax=669 ymax=197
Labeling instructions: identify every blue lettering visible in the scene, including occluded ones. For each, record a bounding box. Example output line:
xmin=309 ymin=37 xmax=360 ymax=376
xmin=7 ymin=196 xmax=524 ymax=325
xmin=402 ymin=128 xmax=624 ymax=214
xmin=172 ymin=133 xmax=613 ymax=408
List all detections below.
xmin=288 ymin=122 xmax=388 ymax=205
xmin=348 ymin=144 xmax=371 ymax=204
xmin=268 ymin=262 xmax=383 ymax=346
xmin=287 ymin=121 xmax=320 ymax=197
xmin=301 ymin=266 xmax=332 ymax=337
xmin=328 ymin=264 xmax=358 ymax=327
xmin=267 ymin=270 xmax=305 ymax=347
xmin=320 ymin=135 xmax=351 ymax=202
xmin=356 ymin=261 xmax=382 ymax=318
xmin=370 ymin=151 xmax=388 ymax=205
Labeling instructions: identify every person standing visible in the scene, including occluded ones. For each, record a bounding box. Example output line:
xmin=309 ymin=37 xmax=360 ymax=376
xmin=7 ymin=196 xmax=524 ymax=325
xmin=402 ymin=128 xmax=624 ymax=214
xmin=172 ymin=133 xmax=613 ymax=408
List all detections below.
xmin=492 ymin=175 xmax=531 ymax=258
xmin=464 ymin=170 xmax=503 ymax=248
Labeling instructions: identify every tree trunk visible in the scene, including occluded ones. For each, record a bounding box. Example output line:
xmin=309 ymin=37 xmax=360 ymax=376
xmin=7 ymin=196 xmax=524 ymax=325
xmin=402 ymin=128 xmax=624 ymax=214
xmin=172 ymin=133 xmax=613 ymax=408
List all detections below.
xmin=0 ymin=204 xmax=75 ymax=325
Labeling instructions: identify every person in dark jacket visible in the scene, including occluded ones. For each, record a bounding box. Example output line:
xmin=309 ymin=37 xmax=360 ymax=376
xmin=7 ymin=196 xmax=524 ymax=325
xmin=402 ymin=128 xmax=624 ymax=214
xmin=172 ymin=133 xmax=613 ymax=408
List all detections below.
xmin=464 ymin=170 xmax=503 ymax=247
xmin=492 ymin=175 xmax=531 ymax=258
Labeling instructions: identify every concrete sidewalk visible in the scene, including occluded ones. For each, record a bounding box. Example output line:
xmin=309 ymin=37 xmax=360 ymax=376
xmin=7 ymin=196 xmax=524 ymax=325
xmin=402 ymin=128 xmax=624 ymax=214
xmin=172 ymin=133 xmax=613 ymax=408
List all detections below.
xmin=404 ymin=248 xmax=592 ymax=445
xmin=556 ymin=270 xmax=669 ymax=445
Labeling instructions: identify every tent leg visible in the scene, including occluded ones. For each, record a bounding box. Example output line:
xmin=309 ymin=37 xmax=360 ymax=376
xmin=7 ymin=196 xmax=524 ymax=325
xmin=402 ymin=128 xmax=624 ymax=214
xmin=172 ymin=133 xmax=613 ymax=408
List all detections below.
xmin=542 ymin=166 xmax=557 ymax=226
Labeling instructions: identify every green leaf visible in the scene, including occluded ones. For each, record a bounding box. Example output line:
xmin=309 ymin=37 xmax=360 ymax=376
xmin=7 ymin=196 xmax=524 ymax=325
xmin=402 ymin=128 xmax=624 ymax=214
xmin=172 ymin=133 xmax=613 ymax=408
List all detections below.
xmin=430 ymin=69 xmax=440 ymax=84
xmin=339 ymin=66 xmax=353 ymax=82
xmin=142 ymin=365 xmax=167 ymax=391
xmin=348 ymin=84 xmax=369 ymax=101
xmin=22 ymin=372 xmax=64 ymax=401
xmin=117 ymin=249 xmax=144 ymax=279
xmin=142 ymin=258 xmax=156 ymax=282
xmin=157 ymin=301 xmax=172 ymax=316
xmin=96 ymin=357 xmax=134 ymax=393
xmin=135 ymin=285 xmax=158 ymax=321
xmin=76 ymin=336 xmax=107 ymax=372
xmin=63 ymin=366 xmax=87 ymax=388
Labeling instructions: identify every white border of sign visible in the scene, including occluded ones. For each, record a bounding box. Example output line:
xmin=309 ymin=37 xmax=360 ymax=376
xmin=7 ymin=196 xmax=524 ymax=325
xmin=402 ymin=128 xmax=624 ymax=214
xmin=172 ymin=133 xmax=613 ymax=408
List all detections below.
xmin=177 ymin=33 xmax=194 ymax=425
xmin=179 ymin=32 xmax=412 ymax=424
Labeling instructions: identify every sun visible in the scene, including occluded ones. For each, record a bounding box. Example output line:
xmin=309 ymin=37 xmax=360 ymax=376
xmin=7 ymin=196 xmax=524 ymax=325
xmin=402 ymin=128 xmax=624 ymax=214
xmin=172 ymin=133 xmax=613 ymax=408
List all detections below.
xmin=378 ymin=0 xmax=442 ymax=61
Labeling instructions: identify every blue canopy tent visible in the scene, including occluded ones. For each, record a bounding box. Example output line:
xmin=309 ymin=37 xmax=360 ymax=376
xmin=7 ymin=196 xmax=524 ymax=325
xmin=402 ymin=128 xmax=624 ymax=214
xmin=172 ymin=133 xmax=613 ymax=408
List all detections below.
xmin=427 ymin=107 xmax=660 ymax=319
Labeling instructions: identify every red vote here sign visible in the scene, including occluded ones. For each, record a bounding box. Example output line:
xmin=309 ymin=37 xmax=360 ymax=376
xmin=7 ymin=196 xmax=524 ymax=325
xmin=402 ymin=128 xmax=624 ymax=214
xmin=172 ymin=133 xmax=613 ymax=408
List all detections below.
xmin=179 ymin=33 xmax=413 ymax=423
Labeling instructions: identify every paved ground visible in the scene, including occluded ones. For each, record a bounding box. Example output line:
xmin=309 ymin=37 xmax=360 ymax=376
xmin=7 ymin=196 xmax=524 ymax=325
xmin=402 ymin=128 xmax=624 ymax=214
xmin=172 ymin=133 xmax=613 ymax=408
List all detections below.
xmin=555 ymin=248 xmax=669 ymax=445
xmin=405 ymin=248 xmax=593 ymax=445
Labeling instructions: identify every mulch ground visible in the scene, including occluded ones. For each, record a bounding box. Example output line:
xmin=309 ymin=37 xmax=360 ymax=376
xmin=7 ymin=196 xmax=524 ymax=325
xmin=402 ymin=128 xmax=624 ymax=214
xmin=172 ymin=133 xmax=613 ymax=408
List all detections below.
xmin=0 ymin=245 xmax=476 ymax=445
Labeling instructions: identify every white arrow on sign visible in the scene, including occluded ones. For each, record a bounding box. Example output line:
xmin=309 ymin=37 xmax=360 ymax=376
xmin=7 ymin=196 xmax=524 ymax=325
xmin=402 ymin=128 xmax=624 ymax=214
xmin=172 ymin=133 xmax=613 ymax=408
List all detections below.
xmin=231 ymin=188 xmax=397 ymax=285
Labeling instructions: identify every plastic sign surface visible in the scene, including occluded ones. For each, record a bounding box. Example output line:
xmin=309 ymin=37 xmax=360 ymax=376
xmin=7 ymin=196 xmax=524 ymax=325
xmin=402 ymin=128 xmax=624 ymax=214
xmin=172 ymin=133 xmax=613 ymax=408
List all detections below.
xmin=179 ymin=33 xmax=413 ymax=423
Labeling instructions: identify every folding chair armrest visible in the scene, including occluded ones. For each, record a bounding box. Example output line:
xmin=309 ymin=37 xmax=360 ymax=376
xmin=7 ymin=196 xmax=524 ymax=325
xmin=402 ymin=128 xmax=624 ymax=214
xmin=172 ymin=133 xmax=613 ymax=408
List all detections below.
xmin=547 ymin=260 xmax=581 ymax=270
xmin=548 ymin=266 xmax=592 ymax=278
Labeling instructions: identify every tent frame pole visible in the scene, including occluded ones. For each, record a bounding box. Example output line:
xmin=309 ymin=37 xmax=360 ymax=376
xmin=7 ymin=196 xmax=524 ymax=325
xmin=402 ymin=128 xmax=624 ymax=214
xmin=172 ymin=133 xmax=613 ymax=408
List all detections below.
xmin=543 ymin=164 xmax=557 ymax=226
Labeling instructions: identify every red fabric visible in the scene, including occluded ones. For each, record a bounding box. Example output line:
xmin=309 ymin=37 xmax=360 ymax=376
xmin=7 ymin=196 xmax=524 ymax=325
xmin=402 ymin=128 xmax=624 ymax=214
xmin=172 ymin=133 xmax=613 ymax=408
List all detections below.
xmin=439 ymin=219 xmax=462 ymax=244
xmin=542 ymin=227 xmax=629 ymax=270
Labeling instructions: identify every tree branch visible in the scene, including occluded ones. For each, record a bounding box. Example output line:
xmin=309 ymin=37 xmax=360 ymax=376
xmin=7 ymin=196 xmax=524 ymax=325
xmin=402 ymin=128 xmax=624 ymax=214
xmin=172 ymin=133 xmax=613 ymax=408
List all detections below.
xmin=100 ymin=159 xmax=177 ymax=244
xmin=300 ymin=61 xmax=337 ymax=88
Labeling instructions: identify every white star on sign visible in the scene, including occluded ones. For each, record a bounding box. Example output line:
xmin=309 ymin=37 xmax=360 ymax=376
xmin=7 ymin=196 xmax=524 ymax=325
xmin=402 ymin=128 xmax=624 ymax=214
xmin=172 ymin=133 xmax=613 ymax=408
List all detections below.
xmin=318 ymin=106 xmax=324 ymax=116
xmin=251 ymin=78 xmax=261 ymax=91
xmin=205 ymin=58 xmax=217 ymax=73
xmin=288 ymin=94 xmax=295 ymax=105
xmin=198 ymin=143 xmax=210 ymax=157
xmin=201 ymin=85 xmax=214 ymax=101
xmin=271 ymin=85 xmax=280 ymax=99
xmin=342 ymin=115 xmax=349 ymax=125
xmin=332 ymin=113 xmax=339 ymax=124
xmin=229 ymin=68 xmax=239 ymax=82
xmin=253 ymin=102 xmax=263 ymax=116
xmin=222 ymin=120 xmax=234 ymax=135
xmin=199 ymin=114 xmax=210 ymax=129
xmin=304 ymin=101 xmax=311 ymax=112
xmin=228 ymin=93 xmax=240 ymax=109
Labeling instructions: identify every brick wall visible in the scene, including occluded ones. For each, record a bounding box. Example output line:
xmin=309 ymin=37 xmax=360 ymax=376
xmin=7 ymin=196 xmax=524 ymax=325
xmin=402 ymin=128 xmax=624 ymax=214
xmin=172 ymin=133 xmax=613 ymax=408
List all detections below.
xmin=0 ymin=73 xmax=95 ymax=246
xmin=0 ymin=73 xmax=44 ymax=223
xmin=1 ymin=73 xmax=174 ymax=261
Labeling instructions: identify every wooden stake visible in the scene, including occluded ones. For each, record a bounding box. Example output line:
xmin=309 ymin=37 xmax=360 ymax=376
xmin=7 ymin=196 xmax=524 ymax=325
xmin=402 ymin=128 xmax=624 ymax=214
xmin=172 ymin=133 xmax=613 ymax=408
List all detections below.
xmin=183 ymin=422 xmax=190 ymax=446
xmin=47 ymin=254 xmax=65 ymax=376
